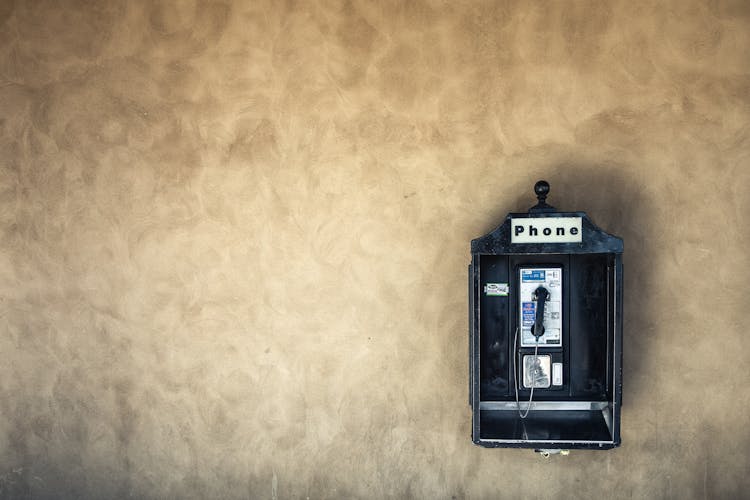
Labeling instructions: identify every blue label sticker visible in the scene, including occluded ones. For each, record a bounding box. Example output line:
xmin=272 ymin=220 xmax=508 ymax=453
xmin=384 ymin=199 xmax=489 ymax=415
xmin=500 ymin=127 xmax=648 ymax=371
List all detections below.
xmin=522 ymin=302 xmax=536 ymax=326
xmin=521 ymin=269 xmax=545 ymax=282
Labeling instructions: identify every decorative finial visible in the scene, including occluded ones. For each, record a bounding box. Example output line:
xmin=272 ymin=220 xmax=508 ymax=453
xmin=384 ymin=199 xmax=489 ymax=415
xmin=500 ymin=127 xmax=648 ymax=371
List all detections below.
xmin=534 ymin=180 xmax=550 ymax=204
xmin=529 ymin=180 xmax=556 ymax=213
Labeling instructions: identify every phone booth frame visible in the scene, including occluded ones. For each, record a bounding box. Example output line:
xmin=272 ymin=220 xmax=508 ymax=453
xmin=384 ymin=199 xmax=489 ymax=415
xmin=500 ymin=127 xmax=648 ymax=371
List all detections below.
xmin=469 ymin=181 xmax=623 ymax=450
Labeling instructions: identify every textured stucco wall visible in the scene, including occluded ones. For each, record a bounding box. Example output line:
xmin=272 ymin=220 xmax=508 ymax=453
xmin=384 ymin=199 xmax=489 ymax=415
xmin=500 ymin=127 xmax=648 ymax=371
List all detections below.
xmin=1 ymin=1 xmax=749 ymax=498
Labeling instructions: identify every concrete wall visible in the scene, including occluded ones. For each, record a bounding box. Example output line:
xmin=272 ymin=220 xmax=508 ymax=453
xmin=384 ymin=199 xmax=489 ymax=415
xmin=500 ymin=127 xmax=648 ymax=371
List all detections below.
xmin=1 ymin=1 xmax=748 ymax=498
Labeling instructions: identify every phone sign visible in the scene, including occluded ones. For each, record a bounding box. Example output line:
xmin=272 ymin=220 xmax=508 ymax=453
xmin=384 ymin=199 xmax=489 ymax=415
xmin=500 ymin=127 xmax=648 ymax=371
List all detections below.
xmin=511 ymin=217 xmax=582 ymax=243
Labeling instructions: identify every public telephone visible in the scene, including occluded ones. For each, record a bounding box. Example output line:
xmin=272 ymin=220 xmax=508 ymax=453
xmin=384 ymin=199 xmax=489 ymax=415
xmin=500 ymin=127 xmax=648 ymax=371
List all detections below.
xmin=469 ymin=180 xmax=623 ymax=450
xmin=518 ymin=266 xmax=563 ymax=390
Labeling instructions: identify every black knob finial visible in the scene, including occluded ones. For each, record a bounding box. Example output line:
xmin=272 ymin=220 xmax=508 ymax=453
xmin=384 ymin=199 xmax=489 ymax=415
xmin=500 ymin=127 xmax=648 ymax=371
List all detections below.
xmin=534 ymin=180 xmax=550 ymax=203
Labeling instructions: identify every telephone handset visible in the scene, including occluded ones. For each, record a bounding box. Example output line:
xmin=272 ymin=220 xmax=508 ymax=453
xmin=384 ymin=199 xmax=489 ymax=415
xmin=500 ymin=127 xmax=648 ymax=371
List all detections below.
xmin=531 ymin=286 xmax=549 ymax=338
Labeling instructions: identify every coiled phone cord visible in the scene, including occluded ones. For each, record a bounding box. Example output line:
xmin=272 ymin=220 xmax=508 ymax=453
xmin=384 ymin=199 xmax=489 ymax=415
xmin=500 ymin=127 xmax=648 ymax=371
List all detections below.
xmin=513 ymin=326 xmax=539 ymax=419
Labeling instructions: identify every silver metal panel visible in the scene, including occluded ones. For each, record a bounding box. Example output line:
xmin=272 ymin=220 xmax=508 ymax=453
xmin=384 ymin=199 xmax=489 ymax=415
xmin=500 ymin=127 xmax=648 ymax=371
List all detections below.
xmin=523 ymin=354 xmax=551 ymax=388
xmin=479 ymin=401 xmax=609 ymax=411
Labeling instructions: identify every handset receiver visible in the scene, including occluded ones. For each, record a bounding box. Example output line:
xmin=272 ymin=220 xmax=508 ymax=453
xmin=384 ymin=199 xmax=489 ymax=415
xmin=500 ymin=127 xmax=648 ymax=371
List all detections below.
xmin=531 ymin=286 xmax=550 ymax=339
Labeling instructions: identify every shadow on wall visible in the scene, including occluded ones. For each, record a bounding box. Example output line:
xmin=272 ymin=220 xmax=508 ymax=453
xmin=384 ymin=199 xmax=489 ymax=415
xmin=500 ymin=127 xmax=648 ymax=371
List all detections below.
xmin=485 ymin=164 xmax=656 ymax=403
xmin=552 ymin=165 xmax=655 ymax=404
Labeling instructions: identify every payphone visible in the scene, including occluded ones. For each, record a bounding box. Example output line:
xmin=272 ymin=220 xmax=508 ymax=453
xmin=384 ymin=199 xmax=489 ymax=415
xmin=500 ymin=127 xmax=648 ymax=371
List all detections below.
xmin=469 ymin=181 xmax=623 ymax=450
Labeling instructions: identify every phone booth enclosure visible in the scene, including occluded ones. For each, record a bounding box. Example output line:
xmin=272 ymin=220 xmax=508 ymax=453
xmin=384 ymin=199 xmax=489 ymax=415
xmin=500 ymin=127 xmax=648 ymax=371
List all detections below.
xmin=469 ymin=182 xmax=623 ymax=450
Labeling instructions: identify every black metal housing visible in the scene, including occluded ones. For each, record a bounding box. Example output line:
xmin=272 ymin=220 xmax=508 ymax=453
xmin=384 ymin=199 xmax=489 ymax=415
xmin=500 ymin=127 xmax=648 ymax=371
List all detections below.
xmin=469 ymin=181 xmax=623 ymax=450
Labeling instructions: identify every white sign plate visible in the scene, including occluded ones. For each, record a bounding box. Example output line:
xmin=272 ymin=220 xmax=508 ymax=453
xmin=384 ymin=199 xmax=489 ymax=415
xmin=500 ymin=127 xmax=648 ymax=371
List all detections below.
xmin=511 ymin=217 xmax=582 ymax=243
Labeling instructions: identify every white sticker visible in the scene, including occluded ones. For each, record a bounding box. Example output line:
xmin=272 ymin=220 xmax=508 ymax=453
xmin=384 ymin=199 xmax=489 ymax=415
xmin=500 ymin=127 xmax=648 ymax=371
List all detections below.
xmin=511 ymin=217 xmax=582 ymax=243
xmin=552 ymin=363 xmax=563 ymax=386
xmin=484 ymin=283 xmax=509 ymax=296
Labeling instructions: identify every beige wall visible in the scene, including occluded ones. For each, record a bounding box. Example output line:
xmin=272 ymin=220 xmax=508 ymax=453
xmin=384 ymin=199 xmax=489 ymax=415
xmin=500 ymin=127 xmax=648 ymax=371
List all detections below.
xmin=1 ymin=0 xmax=749 ymax=498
